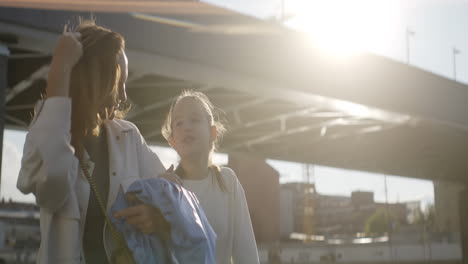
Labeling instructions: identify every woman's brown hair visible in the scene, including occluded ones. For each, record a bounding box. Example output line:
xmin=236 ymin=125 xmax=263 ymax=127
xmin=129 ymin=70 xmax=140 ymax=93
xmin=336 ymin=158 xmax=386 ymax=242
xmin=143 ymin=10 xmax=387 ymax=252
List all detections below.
xmin=67 ymin=19 xmax=127 ymax=157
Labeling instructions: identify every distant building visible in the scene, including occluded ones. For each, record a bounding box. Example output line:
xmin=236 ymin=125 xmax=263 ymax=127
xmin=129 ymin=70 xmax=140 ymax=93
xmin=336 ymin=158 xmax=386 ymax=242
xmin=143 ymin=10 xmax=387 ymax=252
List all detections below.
xmin=280 ymin=183 xmax=317 ymax=238
xmin=279 ymin=185 xmax=295 ymax=238
xmin=279 ymin=183 xmax=409 ymax=238
xmin=405 ymin=200 xmax=422 ymax=224
xmin=0 ymin=200 xmax=39 ymax=226
xmin=0 ymin=200 xmax=40 ymax=263
xmin=226 ymin=158 xmax=416 ymax=241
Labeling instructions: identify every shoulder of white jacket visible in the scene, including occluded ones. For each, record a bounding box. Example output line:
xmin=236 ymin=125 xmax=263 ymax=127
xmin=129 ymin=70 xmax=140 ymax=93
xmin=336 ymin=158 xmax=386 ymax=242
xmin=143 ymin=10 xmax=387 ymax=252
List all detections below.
xmin=220 ymin=166 xmax=236 ymax=176
xmin=220 ymin=167 xmax=239 ymax=185
xmin=106 ymin=119 xmax=139 ymax=133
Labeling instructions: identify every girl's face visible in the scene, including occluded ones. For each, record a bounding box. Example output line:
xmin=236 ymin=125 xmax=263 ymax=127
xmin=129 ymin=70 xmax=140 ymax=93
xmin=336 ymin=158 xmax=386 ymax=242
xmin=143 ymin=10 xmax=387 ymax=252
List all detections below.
xmin=169 ymin=97 xmax=216 ymax=159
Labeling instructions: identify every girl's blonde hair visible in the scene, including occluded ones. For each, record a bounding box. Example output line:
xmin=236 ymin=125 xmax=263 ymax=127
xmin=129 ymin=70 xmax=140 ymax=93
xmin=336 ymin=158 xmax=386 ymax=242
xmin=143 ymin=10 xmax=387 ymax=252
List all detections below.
xmin=66 ymin=19 xmax=127 ymax=157
xmin=161 ymin=90 xmax=228 ymax=191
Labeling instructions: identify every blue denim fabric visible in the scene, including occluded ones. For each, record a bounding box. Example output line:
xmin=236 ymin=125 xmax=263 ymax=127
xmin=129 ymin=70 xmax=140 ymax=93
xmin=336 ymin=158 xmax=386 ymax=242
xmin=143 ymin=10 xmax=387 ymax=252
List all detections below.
xmin=109 ymin=178 xmax=216 ymax=264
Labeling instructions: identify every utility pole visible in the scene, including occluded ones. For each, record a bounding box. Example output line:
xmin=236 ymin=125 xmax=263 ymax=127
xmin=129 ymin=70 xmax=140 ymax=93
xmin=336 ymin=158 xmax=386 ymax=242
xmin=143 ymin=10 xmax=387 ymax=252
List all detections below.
xmin=406 ymin=27 xmax=415 ymax=65
xmin=453 ymin=46 xmax=461 ymax=81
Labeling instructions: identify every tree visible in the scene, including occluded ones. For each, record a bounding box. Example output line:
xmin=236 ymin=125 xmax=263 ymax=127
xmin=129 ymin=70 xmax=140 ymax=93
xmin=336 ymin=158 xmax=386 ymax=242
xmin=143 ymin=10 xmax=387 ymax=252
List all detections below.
xmin=364 ymin=208 xmax=397 ymax=236
xmin=413 ymin=204 xmax=435 ymax=230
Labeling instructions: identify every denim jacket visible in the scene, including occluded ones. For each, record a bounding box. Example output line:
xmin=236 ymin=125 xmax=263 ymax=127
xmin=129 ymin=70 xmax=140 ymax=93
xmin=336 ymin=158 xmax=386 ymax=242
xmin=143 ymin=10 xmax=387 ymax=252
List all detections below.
xmin=110 ymin=178 xmax=216 ymax=264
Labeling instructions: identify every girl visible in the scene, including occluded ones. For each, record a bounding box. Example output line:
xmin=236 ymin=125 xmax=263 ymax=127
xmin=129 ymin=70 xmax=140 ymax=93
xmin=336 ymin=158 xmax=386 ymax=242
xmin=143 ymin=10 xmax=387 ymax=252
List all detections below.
xmin=162 ymin=91 xmax=260 ymax=264
xmin=17 ymin=20 xmax=170 ymax=263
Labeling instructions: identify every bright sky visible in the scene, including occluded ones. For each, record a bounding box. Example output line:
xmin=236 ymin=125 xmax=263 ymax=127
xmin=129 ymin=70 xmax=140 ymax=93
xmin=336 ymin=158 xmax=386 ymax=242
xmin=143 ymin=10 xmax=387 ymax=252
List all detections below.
xmin=2 ymin=130 xmax=35 ymax=203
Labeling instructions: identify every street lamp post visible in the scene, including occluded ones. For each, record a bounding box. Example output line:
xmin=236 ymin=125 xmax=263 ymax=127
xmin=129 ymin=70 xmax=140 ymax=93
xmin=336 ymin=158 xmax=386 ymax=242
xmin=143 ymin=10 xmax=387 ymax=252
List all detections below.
xmin=406 ymin=27 xmax=415 ymax=65
xmin=453 ymin=46 xmax=461 ymax=81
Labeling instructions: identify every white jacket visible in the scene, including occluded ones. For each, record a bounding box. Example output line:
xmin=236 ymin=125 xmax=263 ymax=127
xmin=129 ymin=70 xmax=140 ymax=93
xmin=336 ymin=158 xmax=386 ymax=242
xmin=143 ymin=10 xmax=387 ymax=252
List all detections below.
xmin=183 ymin=168 xmax=260 ymax=264
xmin=17 ymin=97 xmax=165 ymax=264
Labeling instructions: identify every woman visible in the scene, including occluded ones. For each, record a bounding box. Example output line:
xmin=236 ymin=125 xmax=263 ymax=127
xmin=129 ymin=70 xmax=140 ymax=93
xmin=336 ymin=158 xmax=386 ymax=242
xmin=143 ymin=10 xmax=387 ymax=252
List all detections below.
xmin=17 ymin=20 xmax=168 ymax=263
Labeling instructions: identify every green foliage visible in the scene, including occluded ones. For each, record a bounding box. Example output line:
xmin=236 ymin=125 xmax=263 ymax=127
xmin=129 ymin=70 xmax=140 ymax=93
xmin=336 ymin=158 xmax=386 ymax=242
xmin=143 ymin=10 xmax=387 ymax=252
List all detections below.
xmin=413 ymin=204 xmax=435 ymax=228
xmin=364 ymin=208 xmax=397 ymax=236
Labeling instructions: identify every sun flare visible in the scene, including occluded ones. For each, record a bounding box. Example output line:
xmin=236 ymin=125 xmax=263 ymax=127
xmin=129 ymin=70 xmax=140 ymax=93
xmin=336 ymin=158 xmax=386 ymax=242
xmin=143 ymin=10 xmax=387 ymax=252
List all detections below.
xmin=286 ymin=0 xmax=400 ymax=58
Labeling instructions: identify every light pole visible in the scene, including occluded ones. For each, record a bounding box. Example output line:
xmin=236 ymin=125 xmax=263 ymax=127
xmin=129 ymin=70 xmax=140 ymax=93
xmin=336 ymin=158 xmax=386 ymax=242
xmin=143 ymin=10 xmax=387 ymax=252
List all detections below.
xmin=453 ymin=46 xmax=461 ymax=81
xmin=406 ymin=27 xmax=415 ymax=64
xmin=281 ymin=0 xmax=285 ymax=22
xmin=384 ymin=174 xmax=395 ymax=263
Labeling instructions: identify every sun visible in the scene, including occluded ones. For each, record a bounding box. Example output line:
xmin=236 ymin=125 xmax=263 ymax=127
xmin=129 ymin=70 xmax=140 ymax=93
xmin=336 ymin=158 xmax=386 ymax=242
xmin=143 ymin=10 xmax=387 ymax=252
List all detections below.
xmin=286 ymin=0 xmax=400 ymax=58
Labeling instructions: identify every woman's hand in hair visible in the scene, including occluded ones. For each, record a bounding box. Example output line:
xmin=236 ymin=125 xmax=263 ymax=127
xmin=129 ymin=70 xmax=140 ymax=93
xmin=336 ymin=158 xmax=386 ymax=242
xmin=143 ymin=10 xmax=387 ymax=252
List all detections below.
xmin=158 ymin=165 xmax=183 ymax=185
xmin=47 ymin=32 xmax=83 ymax=97
xmin=52 ymin=32 xmax=83 ymax=72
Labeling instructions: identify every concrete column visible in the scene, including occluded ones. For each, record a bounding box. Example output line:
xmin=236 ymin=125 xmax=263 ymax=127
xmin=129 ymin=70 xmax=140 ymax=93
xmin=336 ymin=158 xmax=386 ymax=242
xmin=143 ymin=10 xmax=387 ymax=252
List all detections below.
xmin=0 ymin=44 xmax=9 ymax=183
